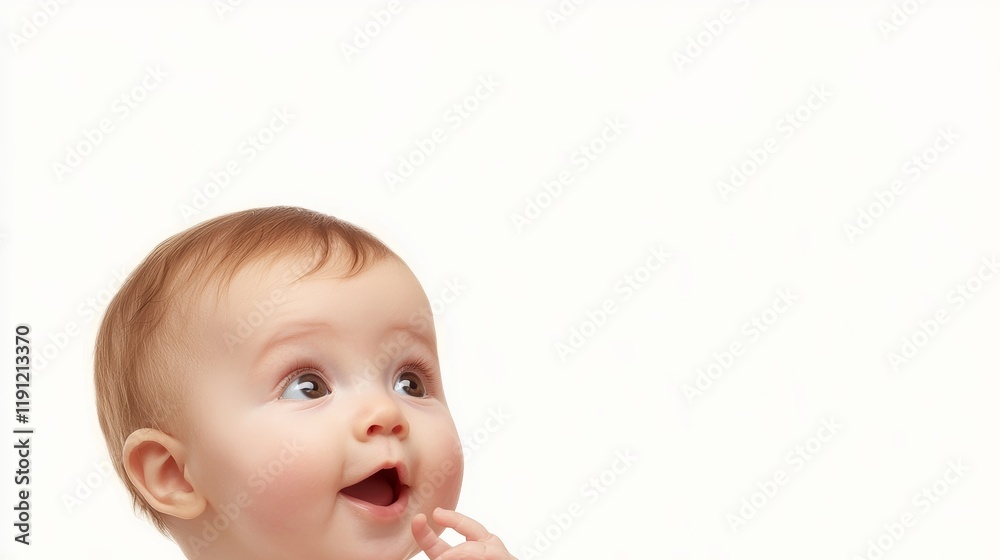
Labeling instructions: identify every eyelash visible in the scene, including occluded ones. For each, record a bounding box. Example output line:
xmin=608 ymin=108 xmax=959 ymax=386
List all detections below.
xmin=400 ymin=357 xmax=441 ymax=396
xmin=275 ymin=357 xmax=441 ymax=396
xmin=276 ymin=358 xmax=324 ymax=395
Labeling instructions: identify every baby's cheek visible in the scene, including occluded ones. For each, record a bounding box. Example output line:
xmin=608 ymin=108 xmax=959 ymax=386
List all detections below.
xmin=422 ymin=430 xmax=465 ymax=511
xmin=236 ymin=449 xmax=341 ymax=533
xmin=442 ymin=436 xmax=465 ymax=508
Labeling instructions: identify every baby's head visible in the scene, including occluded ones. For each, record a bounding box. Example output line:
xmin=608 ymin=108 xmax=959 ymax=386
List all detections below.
xmin=94 ymin=206 xmax=464 ymax=559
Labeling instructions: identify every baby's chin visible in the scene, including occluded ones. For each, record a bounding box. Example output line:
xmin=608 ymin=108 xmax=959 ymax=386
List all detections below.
xmin=345 ymin=535 xmax=422 ymax=560
xmin=274 ymin=537 xmax=417 ymax=560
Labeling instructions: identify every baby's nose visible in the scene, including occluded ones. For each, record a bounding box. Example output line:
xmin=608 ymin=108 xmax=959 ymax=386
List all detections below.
xmin=354 ymin=392 xmax=409 ymax=441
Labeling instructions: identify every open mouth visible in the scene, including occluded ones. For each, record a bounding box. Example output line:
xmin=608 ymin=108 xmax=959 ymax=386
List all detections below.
xmin=340 ymin=468 xmax=403 ymax=507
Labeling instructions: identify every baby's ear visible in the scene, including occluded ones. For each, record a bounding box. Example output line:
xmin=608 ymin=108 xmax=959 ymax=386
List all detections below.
xmin=122 ymin=428 xmax=206 ymax=520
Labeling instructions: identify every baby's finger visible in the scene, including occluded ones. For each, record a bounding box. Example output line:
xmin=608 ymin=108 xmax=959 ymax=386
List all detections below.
xmin=411 ymin=513 xmax=453 ymax=559
xmin=436 ymin=541 xmax=492 ymax=560
xmin=431 ymin=508 xmax=491 ymax=542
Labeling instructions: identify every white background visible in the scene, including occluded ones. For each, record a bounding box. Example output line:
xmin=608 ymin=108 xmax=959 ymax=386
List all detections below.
xmin=2 ymin=1 xmax=999 ymax=559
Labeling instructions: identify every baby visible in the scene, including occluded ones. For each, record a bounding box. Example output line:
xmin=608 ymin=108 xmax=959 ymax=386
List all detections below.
xmin=93 ymin=206 xmax=515 ymax=560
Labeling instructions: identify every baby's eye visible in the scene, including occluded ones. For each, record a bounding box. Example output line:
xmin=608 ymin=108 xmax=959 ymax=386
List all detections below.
xmin=393 ymin=371 xmax=426 ymax=398
xmin=279 ymin=371 xmax=331 ymax=400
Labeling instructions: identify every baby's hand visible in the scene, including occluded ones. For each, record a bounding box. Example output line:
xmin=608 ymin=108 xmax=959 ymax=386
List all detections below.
xmin=411 ymin=507 xmax=516 ymax=560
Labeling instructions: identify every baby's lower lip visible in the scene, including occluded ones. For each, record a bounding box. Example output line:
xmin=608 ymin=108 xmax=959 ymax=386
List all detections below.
xmin=340 ymin=485 xmax=411 ymax=521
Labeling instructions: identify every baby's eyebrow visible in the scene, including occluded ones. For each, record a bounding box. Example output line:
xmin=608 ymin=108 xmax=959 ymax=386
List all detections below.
xmin=249 ymin=321 xmax=331 ymax=369
xmin=248 ymin=322 xmax=437 ymax=373
xmin=382 ymin=324 xmax=436 ymax=352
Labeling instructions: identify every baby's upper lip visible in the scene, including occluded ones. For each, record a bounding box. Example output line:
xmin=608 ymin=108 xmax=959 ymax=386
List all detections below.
xmin=346 ymin=460 xmax=410 ymax=489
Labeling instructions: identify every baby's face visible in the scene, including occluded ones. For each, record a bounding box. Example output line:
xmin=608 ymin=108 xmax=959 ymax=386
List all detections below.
xmin=176 ymin=256 xmax=463 ymax=560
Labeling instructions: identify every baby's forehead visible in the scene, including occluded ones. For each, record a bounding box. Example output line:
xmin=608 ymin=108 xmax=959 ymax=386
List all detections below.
xmin=239 ymin=252 xmax=417 ymax=292
xmin=194 ymin=253 xmax=434 ymax=344
xmin=202 ymin=251 xmax=356 ymax=310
